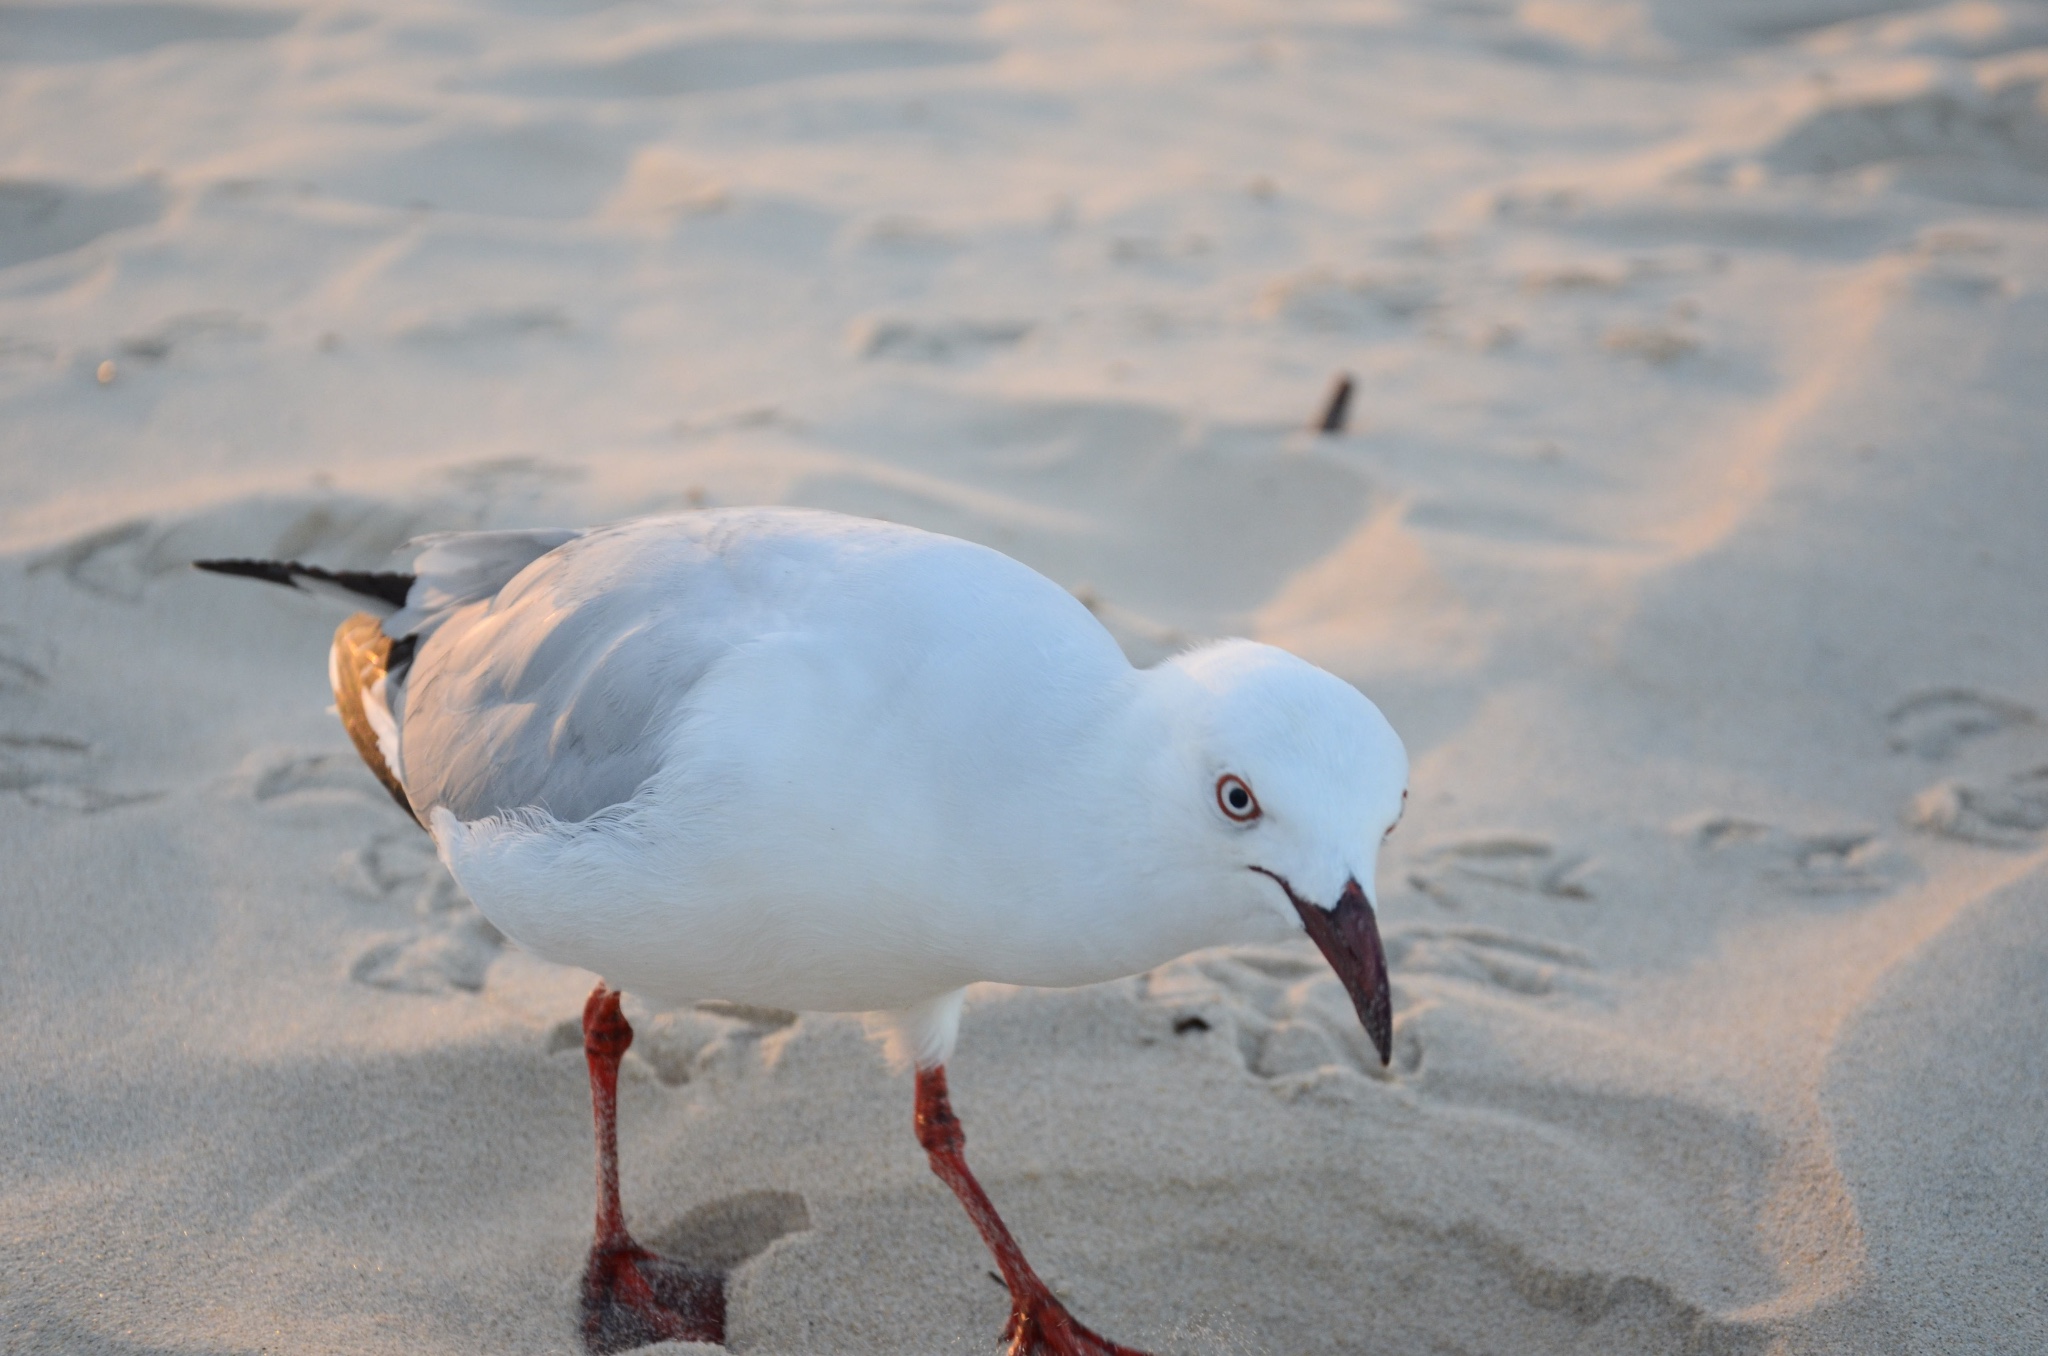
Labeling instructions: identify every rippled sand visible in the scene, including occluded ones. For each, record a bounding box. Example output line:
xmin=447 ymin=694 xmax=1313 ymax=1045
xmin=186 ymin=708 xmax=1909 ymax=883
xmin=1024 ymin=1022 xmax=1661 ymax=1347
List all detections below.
xmin=4 ymin=1 xmax=2046 ymax=1351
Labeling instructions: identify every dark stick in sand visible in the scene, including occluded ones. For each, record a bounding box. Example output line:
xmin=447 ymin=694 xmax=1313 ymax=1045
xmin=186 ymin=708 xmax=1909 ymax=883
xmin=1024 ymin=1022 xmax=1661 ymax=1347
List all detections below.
xmin=1316 ymin=373 xmax=1354 ymax=435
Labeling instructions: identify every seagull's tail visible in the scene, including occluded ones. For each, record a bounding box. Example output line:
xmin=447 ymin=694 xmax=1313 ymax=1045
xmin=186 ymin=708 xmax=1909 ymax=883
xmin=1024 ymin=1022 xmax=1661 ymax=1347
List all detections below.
xmin=192 ymin=557 xmax=416 ymax=612
xmin=195 ymin=557 xmax=423 ymax=828
xmin=330 ymin=611 xmax=422 ymax=827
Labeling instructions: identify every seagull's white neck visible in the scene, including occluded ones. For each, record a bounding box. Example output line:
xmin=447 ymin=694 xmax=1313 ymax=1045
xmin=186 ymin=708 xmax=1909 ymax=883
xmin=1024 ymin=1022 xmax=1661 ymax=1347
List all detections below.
xmin=940 ymin=662 xmax=1289 ymax=990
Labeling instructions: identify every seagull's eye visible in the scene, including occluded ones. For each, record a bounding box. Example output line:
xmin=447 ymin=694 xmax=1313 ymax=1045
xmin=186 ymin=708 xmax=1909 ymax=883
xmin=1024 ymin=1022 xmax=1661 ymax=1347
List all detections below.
xmin=1215 ymin=775 xmax=1261 ymax=823
xmin=1384 ymin=787 xmax=1408 ymax=841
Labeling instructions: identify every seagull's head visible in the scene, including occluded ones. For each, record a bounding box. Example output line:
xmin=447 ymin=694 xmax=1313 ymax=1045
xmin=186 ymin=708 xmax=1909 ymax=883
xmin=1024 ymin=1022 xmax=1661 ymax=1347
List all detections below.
xmin=1163 ymin=640 xmax=1409 ymax=1064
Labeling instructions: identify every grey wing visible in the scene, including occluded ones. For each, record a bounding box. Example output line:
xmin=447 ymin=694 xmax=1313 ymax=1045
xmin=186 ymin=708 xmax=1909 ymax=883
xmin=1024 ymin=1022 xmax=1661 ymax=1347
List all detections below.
xmin=384 ymin=527 xmax=585 ymax=641
xmin=392 ymin=520 xmax=754 ymax=824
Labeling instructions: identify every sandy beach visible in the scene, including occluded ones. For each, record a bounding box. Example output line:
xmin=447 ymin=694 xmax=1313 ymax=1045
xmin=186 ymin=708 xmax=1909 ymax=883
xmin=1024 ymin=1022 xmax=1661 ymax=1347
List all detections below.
xmin=4 ymin=0 xmax=2047 ymax=1351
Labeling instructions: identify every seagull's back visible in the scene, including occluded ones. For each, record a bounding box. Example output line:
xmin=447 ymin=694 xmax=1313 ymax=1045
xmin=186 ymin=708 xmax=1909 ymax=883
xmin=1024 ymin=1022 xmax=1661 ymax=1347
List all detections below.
xmin=394 ymin=509 xmax=1160 ymax=1013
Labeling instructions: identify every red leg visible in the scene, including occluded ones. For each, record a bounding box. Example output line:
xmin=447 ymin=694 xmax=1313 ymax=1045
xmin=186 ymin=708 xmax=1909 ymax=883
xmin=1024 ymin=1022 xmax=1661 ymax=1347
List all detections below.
xmin=579 ymin=985 xmax=725 ymax=1355
xmin=915 ymin=1066 xmax=1153 ymax=1356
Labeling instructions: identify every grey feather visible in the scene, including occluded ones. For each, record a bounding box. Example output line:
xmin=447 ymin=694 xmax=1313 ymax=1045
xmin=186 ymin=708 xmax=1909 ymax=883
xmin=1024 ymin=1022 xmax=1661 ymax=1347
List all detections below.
xmin=396 ymin=514 xmax=804 ymax=823
xmin=384 ymin=527 xmax=584 ymax=641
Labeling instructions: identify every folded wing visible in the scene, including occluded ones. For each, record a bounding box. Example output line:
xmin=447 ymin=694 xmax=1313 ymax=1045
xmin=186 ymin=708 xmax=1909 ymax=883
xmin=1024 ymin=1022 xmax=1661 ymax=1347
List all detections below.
xmin=395 ymin=516 xmax=787 ymax=825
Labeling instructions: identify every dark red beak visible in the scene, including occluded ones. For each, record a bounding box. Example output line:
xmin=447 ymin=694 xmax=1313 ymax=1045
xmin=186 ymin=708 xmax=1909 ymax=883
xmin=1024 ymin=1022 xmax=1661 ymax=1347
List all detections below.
xmin=1253 ymin=870 xmax=1392 ymax=1064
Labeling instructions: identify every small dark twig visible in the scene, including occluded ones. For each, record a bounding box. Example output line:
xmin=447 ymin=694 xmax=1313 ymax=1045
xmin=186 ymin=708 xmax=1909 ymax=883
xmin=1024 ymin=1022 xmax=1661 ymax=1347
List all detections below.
xmin=1315 ymin=373 xmax=1354 ymax=435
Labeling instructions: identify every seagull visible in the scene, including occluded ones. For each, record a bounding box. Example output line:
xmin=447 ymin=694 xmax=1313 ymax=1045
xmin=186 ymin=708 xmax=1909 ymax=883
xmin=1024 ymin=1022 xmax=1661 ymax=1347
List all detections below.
xmin=198 ymin=507 xmax=1409 ymax=1356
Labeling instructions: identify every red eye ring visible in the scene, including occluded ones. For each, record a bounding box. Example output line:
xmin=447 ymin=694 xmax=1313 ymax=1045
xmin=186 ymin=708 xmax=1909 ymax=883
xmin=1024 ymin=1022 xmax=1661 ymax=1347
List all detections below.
xmin=1216 ymin=774 xmax=1261 ymax=823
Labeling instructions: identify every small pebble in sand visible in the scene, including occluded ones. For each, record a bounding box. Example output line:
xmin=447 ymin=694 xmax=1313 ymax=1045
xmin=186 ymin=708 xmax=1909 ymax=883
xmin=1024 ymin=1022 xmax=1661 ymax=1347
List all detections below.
xmin=96 ymin=360 xmax=116 ymax=384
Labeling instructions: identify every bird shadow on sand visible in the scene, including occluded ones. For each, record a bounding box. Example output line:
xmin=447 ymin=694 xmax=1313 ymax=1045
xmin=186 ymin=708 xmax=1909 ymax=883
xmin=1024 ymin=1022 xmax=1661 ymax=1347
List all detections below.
xmin=642 ymin=1189 xmax=812 ymax=1274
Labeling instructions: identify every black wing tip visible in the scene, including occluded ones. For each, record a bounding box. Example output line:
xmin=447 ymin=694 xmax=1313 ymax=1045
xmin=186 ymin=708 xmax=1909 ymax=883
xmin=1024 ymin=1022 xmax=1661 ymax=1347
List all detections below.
xmin=194 ymin=557 xmax=300 ymax=586
xmin=193 ymin=558 xmax=415 ymax=609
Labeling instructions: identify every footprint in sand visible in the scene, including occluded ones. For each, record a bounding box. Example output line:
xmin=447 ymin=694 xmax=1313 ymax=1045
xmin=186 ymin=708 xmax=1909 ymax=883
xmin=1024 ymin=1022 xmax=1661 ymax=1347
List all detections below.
xmin=1907 ymin=768 xmax=2048 ymax=848
xmin=351 ymin=915 xmax=503 ymax=995
xmin=1255 ymin=268 xmax=1442 ymax=331
xmin=1763 ymin=76 xmax=2048 ymax=200
xmin=31 ymin=499 xmax=428 ymax=603
xmin=114 ymin=310 xmax=265 ymax=365
xmin=1407 ymin=836 xmax=1594 ymax=907
xmin=27 ymin=520 xmax=162 ymax=602
xmin=1684 ymin=815 xmax=1908 ymax=896
xmin=1 ymin=732 xmax=87 ymax=791
xmin=1431 ymin=1214 xmax=1763 ymax=1354
xmin=394 ymin=307 xmax=571 ymax=347
xmin=0 ymin=629 xmax=48 ymax=695
xmin=1 ymin=731 xmax=160 ymax=812
xmin=1601 ymin=323 xmax=1699 ymax=366
xmin=1886 ymin=688 xmax=2036 ymax=759
xmin=1145 ymin=947 xmax=1423 ymax=1084
xmin=252 ymin=749 xmax=387 ymax=805
xmin=336 ymin=827 xmax=465 ymax=915
xmin=1385 ymin=925 xmax=1599 ymax=1002
xmin=848 ymin=316 xmax=1033 ymax=364
xmin=339 ymin=826 xmax=505 ymax=994
xmin=1890 ymin=687 xmax=2048 ymax=848
xmin=1161 ymin=924 xmax=1607 ymax=1085
xmin=0 ymin=176 xmax=165 ymax=270
xmin=545 ymin=1001 xmax=800 ymax=1086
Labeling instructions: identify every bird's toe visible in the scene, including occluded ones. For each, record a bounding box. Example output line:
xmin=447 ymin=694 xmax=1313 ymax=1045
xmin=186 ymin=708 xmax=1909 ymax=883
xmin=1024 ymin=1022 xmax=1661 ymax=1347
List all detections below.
xmin=579 ymin=1243 xmax=725 ymax=1355
xmin=1003 ymin=1285 xmax=1152 ymax=1356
